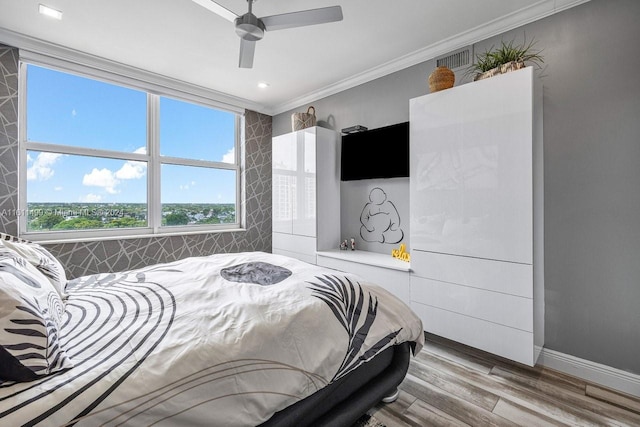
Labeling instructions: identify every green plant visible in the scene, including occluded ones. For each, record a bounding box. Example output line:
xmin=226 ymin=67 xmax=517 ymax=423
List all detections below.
xmin=466 ymin=36 xmax=544 ymax=78
xmin=472 ymin=46 xmax=501 ymax=73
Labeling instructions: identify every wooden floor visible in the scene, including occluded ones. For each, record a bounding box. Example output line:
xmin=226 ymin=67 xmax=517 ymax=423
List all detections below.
xmin=367 ymin=334 xmax=640 ymax=426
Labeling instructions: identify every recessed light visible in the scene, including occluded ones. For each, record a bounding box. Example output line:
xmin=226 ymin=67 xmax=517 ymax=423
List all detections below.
xmin=257 ymin=82 xmax=270 ymax=89
xmin=39 ymin=4 xmax=63 ymax=20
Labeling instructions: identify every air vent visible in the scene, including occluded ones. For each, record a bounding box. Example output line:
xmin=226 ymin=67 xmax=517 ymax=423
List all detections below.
xmin=436 ymin=47 xmax=471 ymax=70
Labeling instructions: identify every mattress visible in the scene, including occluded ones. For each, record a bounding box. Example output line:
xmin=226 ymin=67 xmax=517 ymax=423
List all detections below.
xmin=0 ymin=251 xmax=423 ymax=426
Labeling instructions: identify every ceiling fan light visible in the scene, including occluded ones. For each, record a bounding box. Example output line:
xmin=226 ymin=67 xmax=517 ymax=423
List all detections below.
xmin=235 ymin=14 xmax=265 ymax=41
xmin=258 ymin=82 xmax=270 ymax=89
xmin=39 ymin=4 xmax=63 ymax=20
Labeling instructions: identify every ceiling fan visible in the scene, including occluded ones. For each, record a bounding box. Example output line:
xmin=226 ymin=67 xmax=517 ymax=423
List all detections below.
xmin=192 ymin=0 xmax=343 ymax=68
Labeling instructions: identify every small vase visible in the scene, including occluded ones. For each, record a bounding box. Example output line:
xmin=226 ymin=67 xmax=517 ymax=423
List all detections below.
xmin=428 ymin=66 xmax=455 ymax=93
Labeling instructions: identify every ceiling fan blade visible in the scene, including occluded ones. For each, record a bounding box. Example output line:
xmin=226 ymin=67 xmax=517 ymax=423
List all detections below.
xmin=239 ymin=39 xmax=256 ymax=68
xmin=261 ymin=6 xmax=343 ymax=31
xmin=191 ymin=0 xmax=238 ymax=23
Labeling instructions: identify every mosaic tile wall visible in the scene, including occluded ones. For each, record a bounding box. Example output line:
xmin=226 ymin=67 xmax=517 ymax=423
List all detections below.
xmin=0 ymin=45 xmax=19 ymax=237
xmin=0 ymin=46 xmax=273 ymax=278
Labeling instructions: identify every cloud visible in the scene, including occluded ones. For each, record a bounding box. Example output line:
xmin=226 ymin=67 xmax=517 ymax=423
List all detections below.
xmin=222 ymin=147 xmax=235 ymax=163
xmin=115 ymin=161 xmax=146 ymax=180
xmin=115 ymin=147 xmax=147 ymax=180
xmin=27 ymin=152 xmax=63 ymax=181
xmin=83 ymin=168 xmax=119 ymax=194
xmin=71 ymin=109 xmax=77 ymax=117
xmin=54 ymin=186 xmax=63 ymax=191
xmin=82 ymin=147 xmax=147 ymax=194
xmin=178 ymin=181 xmax=197 ymax=191
xmin=80 ymin=193 xmax=102 ymax=203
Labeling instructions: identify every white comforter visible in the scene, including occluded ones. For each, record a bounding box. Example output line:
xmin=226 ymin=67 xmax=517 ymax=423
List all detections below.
xmin=0 ymin=252 xmax=423 ymax=426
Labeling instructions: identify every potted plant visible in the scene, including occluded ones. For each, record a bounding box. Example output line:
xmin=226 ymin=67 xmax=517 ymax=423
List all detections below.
xmin=467 ymin=36 xmax=544 ymax=81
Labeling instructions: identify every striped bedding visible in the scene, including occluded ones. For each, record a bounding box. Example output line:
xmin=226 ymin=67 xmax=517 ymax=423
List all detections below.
xmin=0 ymin=252 xmax=424 ymax=426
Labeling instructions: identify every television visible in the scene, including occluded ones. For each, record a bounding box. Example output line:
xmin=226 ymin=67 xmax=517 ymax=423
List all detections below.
xmin=341 ymin=122 xmax=409 ymax=181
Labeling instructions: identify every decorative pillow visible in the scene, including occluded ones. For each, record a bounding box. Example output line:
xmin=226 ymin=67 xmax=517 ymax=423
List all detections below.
xmin=0 ymin=247 xmax=73 ymax=382
xmin=0 ymin=233 xmax=68 ymax=299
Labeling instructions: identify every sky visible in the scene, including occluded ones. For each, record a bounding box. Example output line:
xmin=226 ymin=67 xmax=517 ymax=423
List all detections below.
xmin=25 ymin=65 xmax=237 ymax=205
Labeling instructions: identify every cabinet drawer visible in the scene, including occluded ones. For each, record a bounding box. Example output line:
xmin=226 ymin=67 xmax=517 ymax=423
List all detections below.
xmin=411 ymin=276 xmax=532 ymax=331
xmin=411 ymin=250 xmax=532 ymax=298
xmin=411 ymin=302 xmax=535 ymax=366
xmin=272 ymin=232 xmax=316 ymax=256
xmin=272 ymin=248 xmax=316 ymax=265
xmin=317 ymin=255 xmax=410 ymax=305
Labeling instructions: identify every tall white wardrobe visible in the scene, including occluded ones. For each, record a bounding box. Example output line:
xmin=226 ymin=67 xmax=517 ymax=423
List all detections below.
xmin=272 ymin=126 xmax=340 ymax=264
xmin=409 ymin=67 xmax=544 ymax=366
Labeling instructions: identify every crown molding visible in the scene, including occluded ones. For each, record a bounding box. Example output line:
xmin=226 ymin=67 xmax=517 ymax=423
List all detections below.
xmin=265 ymin=0 xmax=592 ymax=116
xmin=0 ymin=27 xmax=269 ymax=115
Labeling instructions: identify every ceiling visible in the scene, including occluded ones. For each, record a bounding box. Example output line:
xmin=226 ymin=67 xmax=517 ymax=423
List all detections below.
xmin=0 ymin=0 xmax=585 ymax=114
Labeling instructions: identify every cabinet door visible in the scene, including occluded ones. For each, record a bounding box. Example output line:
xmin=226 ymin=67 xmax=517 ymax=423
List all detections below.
xmin=410 ymin=68 xmax=533 ymax=264
xmin=272 ymin=132 xmax=297 ymax=234
xmin=292 ymin=129 xmax=317 ymax=237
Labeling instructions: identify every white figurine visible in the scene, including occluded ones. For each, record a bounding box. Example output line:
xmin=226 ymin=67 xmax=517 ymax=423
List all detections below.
xmin=350 ymin=237 xmax=356 ymax=251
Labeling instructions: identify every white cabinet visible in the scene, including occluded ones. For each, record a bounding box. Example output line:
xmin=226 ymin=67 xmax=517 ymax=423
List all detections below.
xmin=272 ymin=127 xmax=340 ymax=264
xmin=409 ymin=67 xmax=544 ymax=366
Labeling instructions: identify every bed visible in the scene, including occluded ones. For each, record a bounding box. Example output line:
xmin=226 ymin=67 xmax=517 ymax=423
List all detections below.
xmin=0 ymin=237 xmax=424 ymax=427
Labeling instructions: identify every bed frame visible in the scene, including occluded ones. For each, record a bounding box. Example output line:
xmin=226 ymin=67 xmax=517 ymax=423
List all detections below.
xmin=260 ymin=342 xmax=411 ymax=427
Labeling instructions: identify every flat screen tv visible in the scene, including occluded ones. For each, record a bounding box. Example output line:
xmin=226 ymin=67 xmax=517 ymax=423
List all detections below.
xmin=341 ymin=122 xmax=409 ymax=181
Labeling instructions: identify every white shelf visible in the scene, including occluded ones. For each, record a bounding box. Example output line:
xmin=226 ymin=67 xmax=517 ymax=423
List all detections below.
xmin=272 ymin=127 xmax=340 ymax=265
xmin=316 ymin=249 xmax=411 ymax=272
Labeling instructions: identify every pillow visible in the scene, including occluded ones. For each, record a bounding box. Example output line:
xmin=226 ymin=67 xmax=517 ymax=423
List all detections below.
xmin=0 ymin=246 xmax=73 ymax=382
xmin=0 ymin=233 xmax=68 ymax=299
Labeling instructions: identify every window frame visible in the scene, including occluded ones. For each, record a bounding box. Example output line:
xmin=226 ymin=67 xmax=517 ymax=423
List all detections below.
xmin=18 ymin=60 xmax=244 ymax=242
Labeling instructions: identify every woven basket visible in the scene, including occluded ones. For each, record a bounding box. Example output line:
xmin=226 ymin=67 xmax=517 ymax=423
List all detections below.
xmin=428 ymin=66 xmax=455 ymax=93
xmin=291 ymin=106 xmax=316 ymax=131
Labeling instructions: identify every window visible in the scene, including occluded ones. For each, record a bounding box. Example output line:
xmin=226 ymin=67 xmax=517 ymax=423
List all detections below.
xmin=20 ymin=64 xmax=241 ymax=240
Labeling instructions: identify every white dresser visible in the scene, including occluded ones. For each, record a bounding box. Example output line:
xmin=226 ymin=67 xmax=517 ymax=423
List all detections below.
xmin=409 ymin=67 xmax=544 ymax=366
xmin=316 ymin=249 xmax=411 ymax=306
xmin=272 ymin=126 xmax=340 ymax=264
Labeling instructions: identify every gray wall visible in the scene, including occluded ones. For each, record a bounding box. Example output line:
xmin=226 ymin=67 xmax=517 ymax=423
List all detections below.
xmin=273 ymin=0 xmax=640 ymax=375
xmin=342 ymin=178 xmax=409 ymax=253
xmin=0 ymin=46 xmax=273 ymax=278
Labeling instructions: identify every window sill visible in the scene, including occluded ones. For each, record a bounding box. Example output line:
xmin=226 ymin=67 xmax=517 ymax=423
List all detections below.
xmin=30 ymin=227 xmax=247 ymax=245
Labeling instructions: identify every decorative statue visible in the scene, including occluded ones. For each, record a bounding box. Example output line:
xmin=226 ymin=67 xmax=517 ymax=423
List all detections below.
xmin=360 ymin=187 xmax=404 ymax=244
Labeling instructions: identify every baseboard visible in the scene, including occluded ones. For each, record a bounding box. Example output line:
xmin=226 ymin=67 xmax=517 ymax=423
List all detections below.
xmin=538 ymin=348 xmax=640 ymax=398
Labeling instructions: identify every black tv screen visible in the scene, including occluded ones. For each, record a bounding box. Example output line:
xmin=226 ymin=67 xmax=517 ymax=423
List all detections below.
xmin=341 ymin=122 xmax=409 ymax=181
